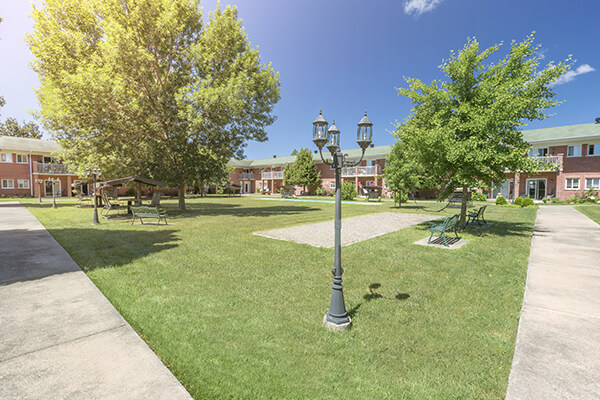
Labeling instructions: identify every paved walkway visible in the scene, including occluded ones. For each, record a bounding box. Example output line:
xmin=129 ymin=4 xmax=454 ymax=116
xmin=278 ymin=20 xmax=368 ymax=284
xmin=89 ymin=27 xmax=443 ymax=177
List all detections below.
xmin=254 ymin=212 xmax=438 ymax=248
xmin=506 ymin=206 xmax=600 ymax=399
xmin=0 ymin=202 xmax=191 ymax=400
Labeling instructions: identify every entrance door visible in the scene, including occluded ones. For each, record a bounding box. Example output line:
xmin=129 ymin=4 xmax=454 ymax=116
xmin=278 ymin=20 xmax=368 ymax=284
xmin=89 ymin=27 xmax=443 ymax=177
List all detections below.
xmin=244 ymin=182 xmax=251 ymax=194
xmin=45 ymin=180 xmax=61 ymax=197
xmin=493 ymin=179 xmax=513 ymax=199
xmin=527 ymin=179 xmax=546 ymax=200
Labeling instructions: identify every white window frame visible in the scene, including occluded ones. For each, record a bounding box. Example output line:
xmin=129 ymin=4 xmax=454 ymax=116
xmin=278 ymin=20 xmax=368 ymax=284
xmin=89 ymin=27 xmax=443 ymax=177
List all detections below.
xmin=565 ymin=178 xmax=580 ymax=190
xmin=17 ymin=179 xmax=30 ymax=189
xmin=1 ymin=179 xmax=15 ymax=189
xmin=16 ymin=154 xmax=28 ymax=164
xmin=587 ymin=143 xmax=600 ymax=156
xmin=329 ymin=182 xmax=335 ymax=189
xmin=585 ymin=178 xmax=600 ymax=190
xmin=528 ymin=147 xmax=549 ymax=157
xmin=0 ymin=153 xmax=12 ymax=163
xmin=567 ymin=145 xmax=582 ymax=157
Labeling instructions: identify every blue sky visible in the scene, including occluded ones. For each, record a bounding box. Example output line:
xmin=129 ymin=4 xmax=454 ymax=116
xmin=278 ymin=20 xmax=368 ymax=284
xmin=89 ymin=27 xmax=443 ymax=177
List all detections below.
xmin=0 ymin=0 xmax=598 ymax=159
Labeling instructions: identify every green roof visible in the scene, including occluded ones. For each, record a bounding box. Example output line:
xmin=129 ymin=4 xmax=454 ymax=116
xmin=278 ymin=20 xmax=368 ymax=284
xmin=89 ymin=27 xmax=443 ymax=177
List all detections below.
xmin=229 ymin=145 xmax=393 ymax=167
xmin=522 ymin=123 xmax=600 ymax=143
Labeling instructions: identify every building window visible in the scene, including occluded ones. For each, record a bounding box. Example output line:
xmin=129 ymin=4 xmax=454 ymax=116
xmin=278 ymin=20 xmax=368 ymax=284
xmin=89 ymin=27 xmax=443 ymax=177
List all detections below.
xmin=330 ymin=182 xmax=335 ymax=189
xmin=1 ymin=179 xmax=14 ymax=189
xmin=17 ymin=179 xmax=30 ymax=189
xmin=567 ymin=145 xmax=581 ymax=157
xmin=43 ymin=156 xmax=55 ymax=163
xmin=585 ymin=178 xmax=600 ymax=190
xmin=587 ymin=144 xmax=600 ymax=156
xmin=0 ymin=153 xmax=12 ymax=163
xmin=528 ymin=148 xmax=548 ymax=157
xmin=565 ymin=178 xmax=580 ymax=190
xmin=16 ymin=154 xmax=28 ymax=163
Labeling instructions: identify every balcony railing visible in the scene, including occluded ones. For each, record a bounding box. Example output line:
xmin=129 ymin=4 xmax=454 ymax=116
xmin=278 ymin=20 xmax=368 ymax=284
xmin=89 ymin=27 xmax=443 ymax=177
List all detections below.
xmin=239 ymin=172 xmax=256 ymax=180
xmin=261 ymin=171 xmax=284 ymax=180
xmin=34 ymin=162 xmax=72 ymax=175
xmin=531 ymin=155 xmax=562 ymax=171
xmin=341 ymin=165 xmax=380 ymax=177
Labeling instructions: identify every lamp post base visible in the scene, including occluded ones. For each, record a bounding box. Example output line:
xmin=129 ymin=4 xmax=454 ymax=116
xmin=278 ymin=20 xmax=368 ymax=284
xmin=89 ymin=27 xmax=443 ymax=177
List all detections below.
xmin=323 ymin=313 xmax=351 ymax=332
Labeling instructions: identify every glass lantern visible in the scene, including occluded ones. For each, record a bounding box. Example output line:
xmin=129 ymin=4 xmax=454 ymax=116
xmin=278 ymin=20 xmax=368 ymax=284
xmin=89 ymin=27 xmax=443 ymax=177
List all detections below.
xmin=356 ymin=110 xmax=373 ymax=150
xmin=327 ymin=121 xmax=340 ymax=154
xmin=312 ymin=110 xmax=329 ymax=149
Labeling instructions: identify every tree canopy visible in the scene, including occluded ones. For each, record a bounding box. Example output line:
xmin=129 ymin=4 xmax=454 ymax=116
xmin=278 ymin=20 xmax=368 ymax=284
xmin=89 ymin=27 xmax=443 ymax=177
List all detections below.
xmin=0 ymin=118 xmax=43 ymax=139
xmin=283 ymin=147 xmax=321 ymax=193
xmin=28 ymin=0 xmax=280 ymax=210
xmin=394 ymin=34 xmax=572 ymax=226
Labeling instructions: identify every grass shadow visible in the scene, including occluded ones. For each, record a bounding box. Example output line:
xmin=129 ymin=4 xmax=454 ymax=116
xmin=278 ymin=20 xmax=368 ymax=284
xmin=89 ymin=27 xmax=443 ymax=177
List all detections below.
xmin=0 ymin=227 xmax=179 ymax=285
xmin=349 ymin=283 xmax=410 ymax=319
xmin=169 ymin=202 xmax=321 ymax=218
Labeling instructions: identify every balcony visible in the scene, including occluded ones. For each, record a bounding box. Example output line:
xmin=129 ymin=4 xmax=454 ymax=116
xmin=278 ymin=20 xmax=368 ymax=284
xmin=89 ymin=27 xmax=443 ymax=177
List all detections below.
xmin=531 ymin=155 xmax=563 ymax=171
xmin=261 ymin=171 xmax=284 ymax=180
xmin=341 ymin=165 xmax=380 ymax=177
xmin=239 ymin=172 xmax=256 ymax=180
xmin=34 ymin=162 xmax=73 ymax=175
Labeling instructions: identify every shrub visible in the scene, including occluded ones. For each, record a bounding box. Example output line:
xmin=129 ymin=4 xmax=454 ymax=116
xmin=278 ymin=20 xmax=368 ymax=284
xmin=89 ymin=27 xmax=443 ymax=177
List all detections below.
xmin=315 ymin=186 xmax=326 ymax=196
xmin=392 ymin=191 xmax=409 ymax=206
xmin=124 ymin=188 xmax=135 ymax=197
xmin=514 ymin=197 xmax=524 ymax=206
xmin=472 ymin=192 xmax=487 ymax=201
xmin=495 ymin=196 xmax=507 ymax=205
xmin=341 ymin=181 xmax=356 ymax=201
xmin=521 ymin=197 xmax=534 ymax=207
xmin=551 ymin=197 xmax=562 ymax=204
xmin=217 ymin=186 xmax=225 ymax=195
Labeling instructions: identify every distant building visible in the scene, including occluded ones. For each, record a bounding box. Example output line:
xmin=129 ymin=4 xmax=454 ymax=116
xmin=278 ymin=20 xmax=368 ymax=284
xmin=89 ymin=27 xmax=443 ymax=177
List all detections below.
xmin=3 ymin=121 xmax=599 ymax=200
xmin=228 ymin=145 xmax=391 ymax=196
xmin=0 ymin=136 xmax=84 ymax=198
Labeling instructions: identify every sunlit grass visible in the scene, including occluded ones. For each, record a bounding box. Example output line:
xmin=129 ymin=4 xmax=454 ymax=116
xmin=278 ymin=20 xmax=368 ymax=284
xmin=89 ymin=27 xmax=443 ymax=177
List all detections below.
xmin=23 ymin=197 xmax=536 ymax=399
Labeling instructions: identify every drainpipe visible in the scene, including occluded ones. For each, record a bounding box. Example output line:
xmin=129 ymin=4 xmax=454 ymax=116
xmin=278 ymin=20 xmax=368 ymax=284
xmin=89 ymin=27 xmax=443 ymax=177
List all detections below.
xmin=29 ymin=150 xmax=33 ymax=196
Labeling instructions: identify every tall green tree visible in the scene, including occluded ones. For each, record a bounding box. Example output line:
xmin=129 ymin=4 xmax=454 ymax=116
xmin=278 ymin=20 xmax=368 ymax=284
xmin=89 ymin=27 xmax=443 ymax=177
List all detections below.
xmin=384 ymin=140 xmax=426 ymax=207
xmin=395 ymin=35 xmax=572 ymax=226
xmin=284 ymin=147 xmax=321 ymax=193
xmin=28 ymin=0 xmax=279 ymax=210
xmin=0 ymin=118 xmax=43 ymax=139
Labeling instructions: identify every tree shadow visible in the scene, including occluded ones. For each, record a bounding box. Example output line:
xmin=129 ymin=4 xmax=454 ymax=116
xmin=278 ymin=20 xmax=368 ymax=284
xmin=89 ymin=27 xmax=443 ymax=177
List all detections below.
xmin=348 ymin=283 xmax=410 ymax=319
xmin=169 ymin=202 xmax=321 ymax=218
xmin=0 ymin=227 xmax=179 ymax=286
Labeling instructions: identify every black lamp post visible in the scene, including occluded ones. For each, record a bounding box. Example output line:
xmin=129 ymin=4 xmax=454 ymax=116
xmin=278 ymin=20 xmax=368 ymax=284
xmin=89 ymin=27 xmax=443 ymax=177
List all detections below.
xmin=35 ymin=179 xmax=44 ymax=203
xmin=86 ymin=168 xmax=102 ymax=225
xmin=312 ymin=110 xmax=373 ymax=331
xmin=50 ymin=178 xmax=57 ymax=209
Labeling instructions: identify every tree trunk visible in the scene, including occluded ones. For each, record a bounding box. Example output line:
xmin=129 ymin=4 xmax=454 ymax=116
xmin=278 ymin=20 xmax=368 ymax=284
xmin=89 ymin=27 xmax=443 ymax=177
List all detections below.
xmin=459 ymin=184 xmax=468 ymax=230
xmin=178 ymin=183 xmax=186 ymax=211
xmin=135 ymin=182 xmax=142 ymax=204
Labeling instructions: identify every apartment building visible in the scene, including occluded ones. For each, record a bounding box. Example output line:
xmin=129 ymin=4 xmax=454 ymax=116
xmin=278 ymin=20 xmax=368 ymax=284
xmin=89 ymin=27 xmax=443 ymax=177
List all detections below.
xmin=228 ymin=145 xmax=392 ymax=195
xmin=0 ymin=136 xmax=82 ymax=198
xmin=2 ymin=122 xmax=599 ymax=200
xmin=498 ymin=123 xmax=600 ymax=201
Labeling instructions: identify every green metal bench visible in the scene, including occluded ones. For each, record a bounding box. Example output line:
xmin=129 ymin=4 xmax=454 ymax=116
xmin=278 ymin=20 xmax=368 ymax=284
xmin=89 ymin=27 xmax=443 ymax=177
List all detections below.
xmin=131 ymin=206 xmax=167 ymax=226
xmin=467 ymin=205 xmax=487 ymax=226
xmin=427 ymin=214 xmax=460 ymax=247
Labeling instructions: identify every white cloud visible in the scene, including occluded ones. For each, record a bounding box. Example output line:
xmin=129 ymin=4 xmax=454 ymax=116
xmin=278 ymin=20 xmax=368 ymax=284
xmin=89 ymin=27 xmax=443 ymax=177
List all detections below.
xmin=553 ymin=64 xmax=595 ymax=85
xmin=404 ymin=0 xmax=444 ymax=16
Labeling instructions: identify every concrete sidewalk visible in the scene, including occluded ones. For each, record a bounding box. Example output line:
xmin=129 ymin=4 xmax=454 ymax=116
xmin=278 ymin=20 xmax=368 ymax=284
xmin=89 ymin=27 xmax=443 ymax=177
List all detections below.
xmin=0 ymin=202 xmax=191 ymax=400
xmin=506 ymin=206 xmax=600 ymax=399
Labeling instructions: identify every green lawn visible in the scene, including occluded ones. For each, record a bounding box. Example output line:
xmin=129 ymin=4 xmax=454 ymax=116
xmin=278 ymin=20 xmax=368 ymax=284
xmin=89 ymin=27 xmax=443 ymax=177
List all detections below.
xmin=575 ymin=205 xmax=600 ymax=225
xmin=23 ymin=197 xmax=536 ymax=399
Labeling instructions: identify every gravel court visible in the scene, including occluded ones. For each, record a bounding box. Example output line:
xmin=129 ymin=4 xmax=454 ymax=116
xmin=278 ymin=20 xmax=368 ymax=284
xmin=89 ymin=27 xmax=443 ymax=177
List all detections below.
xmin=254 ymin=212 xmax=439 ymax=248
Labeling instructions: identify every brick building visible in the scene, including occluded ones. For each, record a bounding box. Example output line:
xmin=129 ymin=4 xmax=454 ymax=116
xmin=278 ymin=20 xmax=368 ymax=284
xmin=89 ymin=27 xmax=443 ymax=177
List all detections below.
xmin=497 ymin=123 xmax=600 ymax=201
xmin=0 ymin=136 xmax=83 ymax=198
xmin=3 ymin=122 xmax=599 ymax=200
xmin=228 ymin=145 xmax=391 ymax=196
